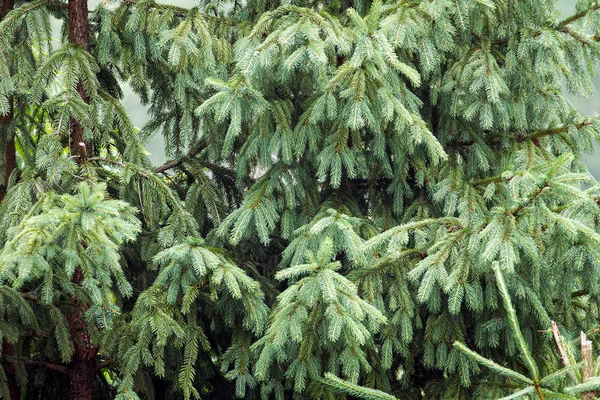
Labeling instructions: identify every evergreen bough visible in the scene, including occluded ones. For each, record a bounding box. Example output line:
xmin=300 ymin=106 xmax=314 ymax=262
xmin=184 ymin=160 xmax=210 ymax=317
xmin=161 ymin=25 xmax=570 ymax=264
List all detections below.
xmin=2 ymin=0 xmax=600 ymax=399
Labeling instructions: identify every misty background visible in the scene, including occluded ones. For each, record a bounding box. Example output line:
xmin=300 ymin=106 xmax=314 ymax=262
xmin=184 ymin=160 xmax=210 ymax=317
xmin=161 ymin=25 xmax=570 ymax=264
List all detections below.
xmin=52 ymin=1 xmax=600 ymax=176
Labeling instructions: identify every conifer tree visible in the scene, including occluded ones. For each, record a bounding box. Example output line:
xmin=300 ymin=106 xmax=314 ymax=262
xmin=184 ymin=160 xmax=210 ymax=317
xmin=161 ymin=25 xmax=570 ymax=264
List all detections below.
xmin=4 ymin=0 xmax=600 ymax=399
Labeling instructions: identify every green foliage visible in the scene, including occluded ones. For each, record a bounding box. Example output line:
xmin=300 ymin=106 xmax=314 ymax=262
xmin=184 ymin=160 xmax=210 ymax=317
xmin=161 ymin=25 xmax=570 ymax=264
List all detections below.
xmin=4 ymin=0 xmax=600 ymax=399
xmin=253 ymin=238 xmax=385 ymax=396
xmin=454 ymin=265 xmax=599 ymax=400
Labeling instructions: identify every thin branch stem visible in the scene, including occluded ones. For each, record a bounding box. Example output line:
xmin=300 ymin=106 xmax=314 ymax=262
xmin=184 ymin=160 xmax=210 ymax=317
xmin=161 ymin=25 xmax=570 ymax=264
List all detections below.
xmin=4 ymin=357 xmax=69 ymax=375
xmin=551 ymin=321 xmax=579 ymax=384
xmin=559 ymin=3 xmax=600 ymax=27
xmin=155 ymin=145 xmax=204 ymax=174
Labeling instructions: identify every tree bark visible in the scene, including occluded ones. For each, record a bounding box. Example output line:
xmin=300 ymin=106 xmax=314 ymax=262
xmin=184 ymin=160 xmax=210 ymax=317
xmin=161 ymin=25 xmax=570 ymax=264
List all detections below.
xmin=0 ymin=99 xmax=15 ymax=202
xmin=2 ymin=341 xmax=19 ymax=400
xmin=68 ymin=0 xmax=92 ymax=161
xmin=67 ymin=340 xmax=96 ymax=400
xmin=67 ymin=268 xmax=97 ymax=400
xmin=1 ymin=1 xmax=18 ymax=397
xmin=67 ymin=4 xmax=96 ymax=397
xmin=0 ymin=0 xmax=15 ymax=202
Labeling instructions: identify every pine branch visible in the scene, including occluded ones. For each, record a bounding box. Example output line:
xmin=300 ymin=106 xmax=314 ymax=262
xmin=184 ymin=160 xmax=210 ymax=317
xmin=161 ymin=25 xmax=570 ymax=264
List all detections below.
xmin=87 ymin=157 xmax=125 ymax=167
xmin=96 ymin=358 xmax=113 ymax=370
xmin=511 ymin=183 xmax=549 ymax=216
xmin=0 ymin=0 xmax=51 ymax=35
xmin=559 ymin=4 xmax=600 ymax=27
xmin=4 ymin=357 xmax=69 ymax=375
xmin=472 ymin=173 xmax=518 ymax=187
xmin=453 ymin=342 xmax=534 ymax=385
xmin=319 ymin=373 xmax=398 ymax=400
xmin=491 ymin=3 xmax=600 ymax=47
xmin=155 ymin=145 xmax=204 ymax=174
xmin=451 ymin=118 xmax=599 ymax=151
xmin=493 ymin=264 xmax=539 ymax=383
xmin=520 ymin=119 xmax=597 ymax=142
xmin=21 ymin=293 xmax=39 ymax=302
xmin=121 ymin=0 xmax=239 ymax=26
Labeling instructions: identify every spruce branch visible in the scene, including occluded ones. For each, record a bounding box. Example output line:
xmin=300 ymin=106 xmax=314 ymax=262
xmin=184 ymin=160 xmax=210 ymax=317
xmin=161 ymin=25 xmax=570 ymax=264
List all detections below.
xmin=493 ymin=264 xmax=539 ymax=383
xmin=452 ymin=342 xmax=534 ymax=385
xmin=318 ymin=373 xmax=398 ymax=400
xmin=519 ymin=119 xmax=598 ymax=142
xmin=451 ymin=118 xmax=599 ymax=151
xmin=559 ymin=3 xmax=600 ymax=27
xmin=4 ymin=357 xmax=69 ymax=375
xmin=511 ymin=183 xmax=549 ymax=216
xmin=155 ymin=145 xmax=204 ymax=174
xmin=0 ymin=0 xmax=51 ymax=36
xmin=20 ymin=293 xmax=39 ymax=302
xmin=87 ymin=157 xmax=125 ymax=167
xmin=490 ymin=3 xmax=600 ymax=47
xmin=120 ymin=0 xmax=239 ymax=26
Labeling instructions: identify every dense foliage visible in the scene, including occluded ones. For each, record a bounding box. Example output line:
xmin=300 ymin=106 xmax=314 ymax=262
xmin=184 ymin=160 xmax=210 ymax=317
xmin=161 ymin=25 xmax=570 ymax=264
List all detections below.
xmin=3 ymin=0 xmax=600 ymax=399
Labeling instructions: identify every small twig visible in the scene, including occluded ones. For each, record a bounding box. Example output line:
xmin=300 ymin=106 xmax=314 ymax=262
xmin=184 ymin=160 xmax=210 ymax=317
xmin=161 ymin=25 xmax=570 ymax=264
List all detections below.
xmin=511 ymin=184 xmax=548 ymax=216
xmin=87 ymin=157 xmax=125 ymax=167
xmin=551 ymin=321 xmax=579 ymax=384
xmin=581 ymin=331 xmax=594 ymax=400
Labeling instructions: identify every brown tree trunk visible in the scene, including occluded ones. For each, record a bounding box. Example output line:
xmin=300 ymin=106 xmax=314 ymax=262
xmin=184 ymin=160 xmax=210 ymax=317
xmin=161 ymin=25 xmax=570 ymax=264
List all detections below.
xmin=0 ymin=99 xmax=15 ymax=202
xmin=68 ymin=0 xmax=92 ymax=161
xmin=0 ymin=0 xmax=15 ymax=202
xmin=67 ymin=314 xmax=96 ymax=400
xmin=1 ymin=1 xmax=18 ymax=397
xmin=67 ymin=269 xmax=98 ymax=400
xmin=67 ymin=3 xmax=97 ymax=398
xmin=2 ymin=341 xmax=19 ymax=400
xmin=68 ymin=360 xmax=96 ymax=400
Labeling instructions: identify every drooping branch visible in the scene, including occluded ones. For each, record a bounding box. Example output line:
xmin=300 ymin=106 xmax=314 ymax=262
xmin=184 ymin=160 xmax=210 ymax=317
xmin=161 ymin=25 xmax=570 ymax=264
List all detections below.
xmin=450 ymin=118 xmax=599 ymax=150
xmin=120 ymin=0 xmax=239 ymax=26
xmin=520 ymin=119 xmax=597 ymax=142
xmin=491 ymin=3 xmax=600 ymax=47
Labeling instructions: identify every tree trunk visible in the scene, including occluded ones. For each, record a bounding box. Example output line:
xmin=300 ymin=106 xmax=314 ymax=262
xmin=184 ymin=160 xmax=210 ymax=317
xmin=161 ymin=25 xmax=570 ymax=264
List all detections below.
xmin=0 ymin=98 xmax=15 ymax=202
xmin=66 ymin=4 xmax=96 ymax=396
xmin=67 ymin=269 xmax=97 ymax=400
xmin=0 ymin=0 xmax=15 ymax=202
xmin=68 ymin=355 xmax=96 ymax=400
xmin=68 ymin=0 xmax=92 ymax=161
xmin=2 ymin=341 xmax=19 ymax=400
xmin=1 ymin=1 xmax=19 ymax=397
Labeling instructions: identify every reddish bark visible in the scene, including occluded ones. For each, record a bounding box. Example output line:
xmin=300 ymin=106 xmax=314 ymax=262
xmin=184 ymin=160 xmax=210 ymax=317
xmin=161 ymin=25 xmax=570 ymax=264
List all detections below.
xmin=67 ymin=3 xmax=97 ymax=398
xmin=68 ymin=0 xmax=92 ymax=161
xmin=0 ymin=0 xmax=15 ymax=202
xmin=1 ymin=2 xmax=18 ymax=397
xmin=0 ymin=99 xmax=15 ymax=202
xmin=68 ymin=359 xmax=96 ymax=400
xmin=67 ymin=268 xmax=98 ymax=400
xmin=2 ymin=341 xmax=19 ymax=400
